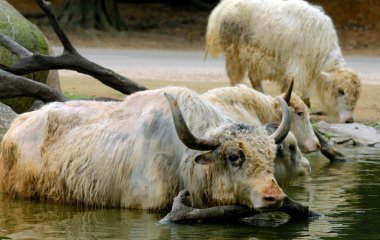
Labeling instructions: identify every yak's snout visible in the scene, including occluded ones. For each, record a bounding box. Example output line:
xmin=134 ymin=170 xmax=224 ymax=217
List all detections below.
xmin=262 ymin=194 xmax=284 ymax=209
xmin=253 ymin=179 xmax=285 ymax=211
xmin=340 ymin=114 xmax=354 ymax=123
xmin=339 ymin=110 xmax=355 ymax=124
xmin=344 ymin=117 xmax=354 ymax=123
xmin=301 ymin=137 xmax=320 ymax=153
xmin=298 ymin=157 xmax=311 ymax=177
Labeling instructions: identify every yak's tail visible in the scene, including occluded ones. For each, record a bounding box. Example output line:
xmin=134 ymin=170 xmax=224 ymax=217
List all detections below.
xmin=205 ymin=26 xmax=222 ymax=60
xmin=204 ymin=3 xmax=223 ymax=60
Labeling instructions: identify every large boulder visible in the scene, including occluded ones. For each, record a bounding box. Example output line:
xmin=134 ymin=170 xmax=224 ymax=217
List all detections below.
xmin=0 ymin=0 xmax=61 ymax=113
xmin=0 ymin=102 xmax=17 ymax=141
xmin=316 ymin=121 xmax=380 ymax=147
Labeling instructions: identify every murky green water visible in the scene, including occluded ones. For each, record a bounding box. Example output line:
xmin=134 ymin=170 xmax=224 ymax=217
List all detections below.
xmin=0 ymin=146 xmax=379 ymax=239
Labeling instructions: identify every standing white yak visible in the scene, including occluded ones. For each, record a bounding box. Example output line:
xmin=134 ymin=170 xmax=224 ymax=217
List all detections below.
xmin=206 ymin=0 xmax=361 ymax=123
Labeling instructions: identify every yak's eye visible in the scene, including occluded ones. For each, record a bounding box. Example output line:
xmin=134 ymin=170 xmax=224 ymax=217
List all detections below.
xmin=338 ymin=88 xmax=345 ymax=96
xmin=228 ymin=153 xmax=240 ymax=162
xmin=289 ymin=144 xmax=296 ymax=152
xmin=276 ymin=145 xmax=283 ymax=156
xmin=227 ymin=151 xmax=245 ymax=168
xmin=297 ymin=111 xmax=304 ymax=117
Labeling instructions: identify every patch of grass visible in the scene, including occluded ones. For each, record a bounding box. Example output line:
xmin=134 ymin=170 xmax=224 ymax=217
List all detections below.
xmin=312 ymin=123 xmax=336 ymax=138
xmin=312 ymin=123 xmax=319 ymax=129
xmin=320 ymin=131 xmax=335 ymax=139
xmin=64 ymin=92 xmax=89 ymax=100
xmin=368 ymin=122 xmax=380 ymax=128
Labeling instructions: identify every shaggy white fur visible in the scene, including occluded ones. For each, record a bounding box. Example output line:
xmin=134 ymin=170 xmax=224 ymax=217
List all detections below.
xmin=204 ymin=84 xmax=319 ymax=153
xmin=0 ymin=87 xmax=287 ymax=211
xmin=206 ymin=0 xmax=361 ymax=122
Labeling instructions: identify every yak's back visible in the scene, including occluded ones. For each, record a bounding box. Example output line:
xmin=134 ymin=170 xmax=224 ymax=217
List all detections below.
xmin=0 ymin=87 xmax=229 ymax=209
xmin=208 ymin=0 xmax=339 ymax=69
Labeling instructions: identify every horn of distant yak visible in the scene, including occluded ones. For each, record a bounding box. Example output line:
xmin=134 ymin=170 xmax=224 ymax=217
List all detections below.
xmin=283 ymin=78 xmax=294 ymax=104
xmin=164 ymin=93 xmax=221 ymax=151
xmin=271 ymin=97 xmax=291 ymax=144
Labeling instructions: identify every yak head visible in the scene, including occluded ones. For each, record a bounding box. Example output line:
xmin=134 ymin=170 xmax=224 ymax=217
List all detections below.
xmin=319 ymin=68 xmax=361 ymax=123
xmin=165 ymin=93 xmax=291 ymax=212
xmin=278 ymin=78 xmax=320 ymax=153
xmin=266 ymin=124 xmax=311 ymax=184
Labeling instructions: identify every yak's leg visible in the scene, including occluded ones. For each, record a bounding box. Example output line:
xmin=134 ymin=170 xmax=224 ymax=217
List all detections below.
xmin=296 ymin=78 xmax=312 ymax=108
xmin=280 ymin=81 xmax=289 ymax=94
xmin=303 ymin=98 xmax=311 ymax=108
xmin=248 ymin=69 xmax=264 ymax=92
xmin=282 ymin=76 xmax=311 ymax=108
xmin=225 ymin=47 xmax=245 ymax=86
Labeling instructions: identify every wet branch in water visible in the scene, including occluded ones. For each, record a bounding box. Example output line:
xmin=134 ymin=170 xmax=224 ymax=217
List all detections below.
xmin=314 ymin=129 xmax=351 ymax=162
xmin=159 ymin=190 xmax=321 ymax=224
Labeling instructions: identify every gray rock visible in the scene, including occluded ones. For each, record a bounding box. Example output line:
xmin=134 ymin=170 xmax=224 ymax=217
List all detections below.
xmin=0 ymin=102 xmax=18 ymax=141
xmin=316 ymin=121 xmax=380 ymax=147
xmin=45 ymin=43 xmax=61 ymax=93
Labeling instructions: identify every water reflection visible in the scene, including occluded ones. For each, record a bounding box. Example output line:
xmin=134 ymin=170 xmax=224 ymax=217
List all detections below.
xmin=288 ymin=146 xmax=380 ymax=240
xmin=0 ymin=146 xmax=379 ymax=239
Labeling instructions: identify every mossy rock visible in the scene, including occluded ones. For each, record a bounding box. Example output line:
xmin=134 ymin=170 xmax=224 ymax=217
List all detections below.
xmin=0 ymin=1 xmax=50 ymax=113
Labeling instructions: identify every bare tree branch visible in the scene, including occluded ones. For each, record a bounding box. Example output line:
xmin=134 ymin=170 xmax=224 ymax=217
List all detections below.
xmin=0 ymin=0 xmax=148 ymax=97
xmin=314 ymin=129 xmax=351 ymax=162
xmin=159 ymin=190 xmax=320 ymax=224
xmin=0 ymin=51 xmax=148 ymax=95
xmin=0 ymin=70 xmax=67 ymax=102
xmin=36 ymin=0 xmax=76 ymax=53
xmin=0 ymin=34 xmax=32 ymax=58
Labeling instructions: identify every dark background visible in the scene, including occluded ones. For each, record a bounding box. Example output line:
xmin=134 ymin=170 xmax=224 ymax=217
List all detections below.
xmin=7 ymin=0 xmax=380 ymax=54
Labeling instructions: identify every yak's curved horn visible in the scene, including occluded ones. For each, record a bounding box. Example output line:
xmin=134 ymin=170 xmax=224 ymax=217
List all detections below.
xmin=271 ymin=97 xmax=291 ymax=144
xmin=164 ymin=93 xmax=220 ymax=151
xmin=283 ymin=78 xmax=294 ymax=104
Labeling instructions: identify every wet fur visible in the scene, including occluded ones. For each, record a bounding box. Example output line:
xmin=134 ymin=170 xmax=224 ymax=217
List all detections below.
xmin=0 ymin=87 xmax=279 ymax=211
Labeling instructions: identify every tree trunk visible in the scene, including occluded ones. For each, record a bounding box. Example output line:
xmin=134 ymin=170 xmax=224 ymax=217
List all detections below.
xmin=56 ymin=0 xmax=126 ymax=31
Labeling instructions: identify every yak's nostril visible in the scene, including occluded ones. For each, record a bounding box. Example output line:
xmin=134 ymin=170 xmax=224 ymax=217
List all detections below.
xmin=345 ymin=118 xmax=354 ymax=123
xmin=316 ymin=143 xmax=321 ymax=149
xmin=263 ymin=196 xmax=276 ymax=202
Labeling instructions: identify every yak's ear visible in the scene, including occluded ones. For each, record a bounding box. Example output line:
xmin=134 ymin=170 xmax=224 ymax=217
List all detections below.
xmin=321 ymin=72 xmax=332 ymax=83
xmin=195 ymin=152 xmax=217 ymax=165
xmin=265 ymin=123 xmax=279 ymax=136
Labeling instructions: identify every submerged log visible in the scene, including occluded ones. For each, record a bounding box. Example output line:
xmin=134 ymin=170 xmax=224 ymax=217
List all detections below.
xmin=159 ymin=190 xmax=321 ymax=224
